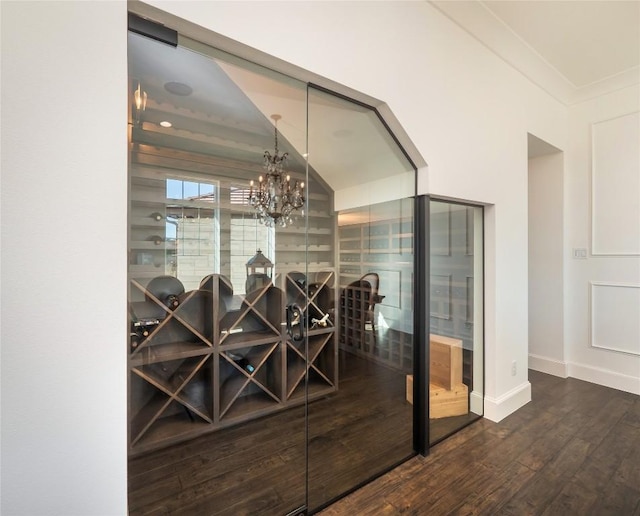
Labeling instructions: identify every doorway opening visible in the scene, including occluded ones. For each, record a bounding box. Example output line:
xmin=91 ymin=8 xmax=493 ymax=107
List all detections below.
xmin=527 ymin=134 xmax=565 ymax=377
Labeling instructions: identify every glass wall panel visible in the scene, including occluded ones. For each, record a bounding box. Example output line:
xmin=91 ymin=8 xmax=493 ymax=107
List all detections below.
xmin=429 ymin=200 xmax=484 ymax=444
xmin=128 ymin=22 xmax=419 ymax=515
xmin=127 ymin=31 xmax=310 ymax=515
xmin=307 ymin=86 xmax=416 ymax=511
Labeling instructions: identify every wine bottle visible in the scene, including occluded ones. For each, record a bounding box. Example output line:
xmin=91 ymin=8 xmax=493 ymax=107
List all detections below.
xmin=228 ymin=352 xmax=255 ymax=374
xmin=238 ymin=358 xmax=255 ymax=374
xmin=165 ymin=294 xmax=180 ymax=309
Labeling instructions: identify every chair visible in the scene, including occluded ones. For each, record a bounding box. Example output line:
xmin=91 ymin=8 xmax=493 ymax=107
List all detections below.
xmin=339 ymin=273 xmax=385 ymax=349
xmin=359 ymin=272 xmax=385 ymax=339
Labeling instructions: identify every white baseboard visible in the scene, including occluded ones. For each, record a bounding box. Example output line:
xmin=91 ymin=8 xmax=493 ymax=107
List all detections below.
xmin=568 ymin=361 xmax=640 ymax=395
xmin=470 ymin=390 xmax=483 ymax=416
xmin=483 ymin=381 xmax=531 ymax=423
xmin=528 ymin=354 xmax=568 ymax=378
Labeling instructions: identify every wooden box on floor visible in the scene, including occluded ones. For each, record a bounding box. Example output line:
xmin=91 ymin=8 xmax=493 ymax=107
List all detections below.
xmin=406 ymin=334 xmax=468 ymax=419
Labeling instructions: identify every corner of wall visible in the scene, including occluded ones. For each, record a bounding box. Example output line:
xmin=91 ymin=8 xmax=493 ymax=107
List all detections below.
xmin=528 ymin=353 xmax=569 ymax=378
xmin=483 ymin=380 xmax=531 ymax=422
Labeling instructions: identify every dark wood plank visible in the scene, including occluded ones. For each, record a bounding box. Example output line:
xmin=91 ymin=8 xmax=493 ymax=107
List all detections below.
xmin=500 ymin=437 xmax=592 ymax=515
xmin=587 ymin=477 xmax=640 ymax=515
xmin=453 ymin=460 xmax=536 ymax=515
xmin=323 ymin=371 xmax=639 ymax=516
xmin=541 ymin=480 xmax=599 ymax=515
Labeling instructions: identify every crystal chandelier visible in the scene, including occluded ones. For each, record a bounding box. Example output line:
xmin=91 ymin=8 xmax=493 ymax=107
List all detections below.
xmin=249 ymin=114 xmax=305 ymax=227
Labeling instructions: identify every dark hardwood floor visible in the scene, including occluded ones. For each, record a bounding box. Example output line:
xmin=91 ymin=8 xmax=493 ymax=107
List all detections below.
xmin=321 ymin=370 xmax=640 ymax=515
xmin=130 ymin=366 xmax=639 ymax=515
xmin=128 ymin=352 xmax=415 ymax=515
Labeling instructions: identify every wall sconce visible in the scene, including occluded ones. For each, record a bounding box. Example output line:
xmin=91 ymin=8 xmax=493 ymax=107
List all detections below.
xmin=134 ymin=82 xmax=147 ymax=126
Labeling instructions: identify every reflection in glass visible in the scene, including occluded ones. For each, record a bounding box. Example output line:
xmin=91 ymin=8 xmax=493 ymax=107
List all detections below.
xmin=429 ymin=201 xmax=484 ymax=444
xmin=127 ymin=31 xmax=309 ymax=515
xmin=127 ymin=27 xmax=418 ymax=515
xmin=304 ymin=198 xmax=415 ymax=510
xmin=308 ymin=85 xmax=416 ymax=511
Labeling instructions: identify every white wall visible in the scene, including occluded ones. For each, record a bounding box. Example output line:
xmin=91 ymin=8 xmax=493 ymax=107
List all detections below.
xmin=528 ymin=152 xmax=566 ymax=376
xmin=1 ymin=1 xmax=571 ymax=513
xmin=565 ymin=85 xmax=640 ymax=394
xmin=1 ymin=2 xmax=128 ymax=514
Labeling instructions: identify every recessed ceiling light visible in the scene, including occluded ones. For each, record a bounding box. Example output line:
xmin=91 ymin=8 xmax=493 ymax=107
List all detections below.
xmin=160 ymin=121 xmax=172 ymax=128
xmin=164 ymin=81 xmax=193 ymax=96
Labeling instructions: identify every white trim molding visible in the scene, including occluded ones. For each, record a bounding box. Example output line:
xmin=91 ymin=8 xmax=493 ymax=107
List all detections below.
xmin=590 ymin=111 xmax=640 ymax=256
xmin=589 ymin=282 xmax=640 ymax=356
xmin=429 ymin=1 xmax=640 ymax=106
xmin=483 ymin=381 xmax=531 ymax=423
xmin=528 ymin=354 xmax=569 ymax=378
xmin=573 ymin=67 xmax=640 ymax=105
xmin=429 ymin=0 xmax=574 ymax=105
xmin=568 ymin=361 xmax=640 ymax=396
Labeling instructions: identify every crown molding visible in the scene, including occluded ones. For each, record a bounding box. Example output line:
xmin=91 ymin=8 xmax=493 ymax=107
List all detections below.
xmin=571 ymin=66 xmax=640 ymax=105
xmin=429 ymin=0 xmax=639 ymax=107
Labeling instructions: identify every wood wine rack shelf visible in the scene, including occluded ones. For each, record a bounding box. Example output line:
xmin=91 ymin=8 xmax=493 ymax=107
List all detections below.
xmin=128 ymin=272 xmax=337 ymax=455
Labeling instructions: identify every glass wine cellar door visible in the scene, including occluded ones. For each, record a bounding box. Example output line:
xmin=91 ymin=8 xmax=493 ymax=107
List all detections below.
xmin=127 ymin=20 xmax=416 ymax=515
xmin=306 ymin=86 xmax=417 ymax=510
xmin=127 ymin=30 xmax=310 ymax=514
xmin=428 ymin=199 xmax=484 ymax=445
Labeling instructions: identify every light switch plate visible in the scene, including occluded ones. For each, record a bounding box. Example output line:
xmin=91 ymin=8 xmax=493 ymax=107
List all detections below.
xmin=572 ymin=248 xmax=587 ymax=259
